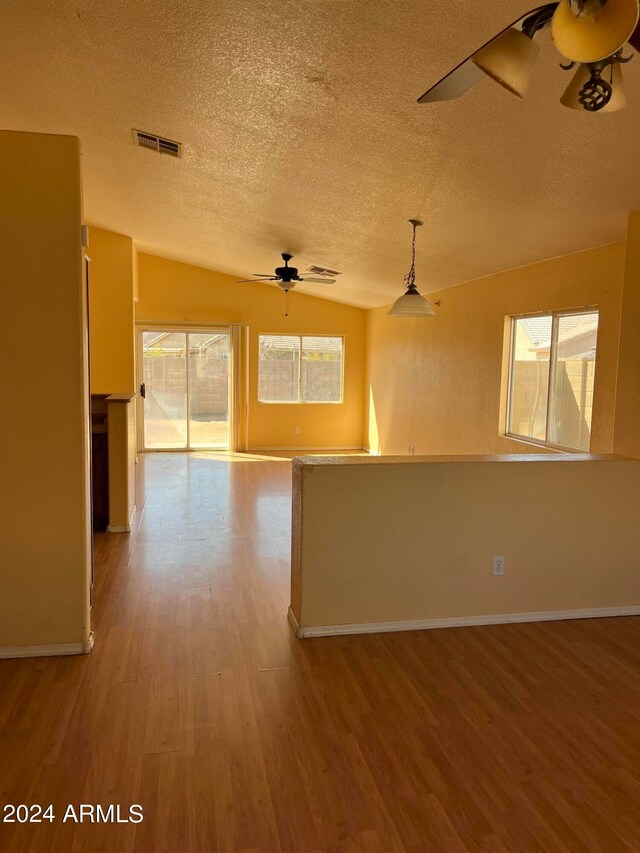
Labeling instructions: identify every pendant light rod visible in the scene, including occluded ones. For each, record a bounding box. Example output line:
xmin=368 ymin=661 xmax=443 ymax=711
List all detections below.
xmin=405 ymin=219 xmax=423 ymax=292
xmin=388 ymin=219 xmax=435 ymax=317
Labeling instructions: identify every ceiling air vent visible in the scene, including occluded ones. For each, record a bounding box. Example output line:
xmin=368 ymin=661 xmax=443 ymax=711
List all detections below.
xmin=133 ymin=129 xmax=182 ymax=158
xmin=307 ymin=264 xmax=342 ymax=277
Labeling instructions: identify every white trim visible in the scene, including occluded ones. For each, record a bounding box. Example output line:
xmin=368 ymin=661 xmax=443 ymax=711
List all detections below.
xmin=0 ymin=633 xmax=94 ymax=660
xmin=249 ymin=446 xmax=364 ymax=452
xmin=136 ymin=324 xmax=232 ymax=453
xmin=257 ymin=333 xmax=345 ymax=405
xmin=296 ymin=605 xmax=640 ymax=638
xmin=287 ymin=606 xmax=302 ymax=638
xmin=505 ymin=308 xmax=600 ymax=453
xmin=129 ymin=504 xmax=138 ymax=529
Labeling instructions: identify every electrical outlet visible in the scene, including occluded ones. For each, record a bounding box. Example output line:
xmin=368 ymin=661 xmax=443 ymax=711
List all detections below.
xmin=492 ymin=556 xmax=505 ymax=576
xmin=407 ymin=444 xmax=415 ymax=455
xmin=295 ymin=426 xmax=301 ymax=435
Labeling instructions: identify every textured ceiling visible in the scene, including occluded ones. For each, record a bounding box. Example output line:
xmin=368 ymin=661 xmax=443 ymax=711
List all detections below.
xmin=3 ymin=1 xmax=640 ymax=307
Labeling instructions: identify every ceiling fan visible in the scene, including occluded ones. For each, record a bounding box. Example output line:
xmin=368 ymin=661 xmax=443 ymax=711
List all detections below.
xmin=235 ymin=253 xmax=337 ymax=291
xmin=418 ymin=0 xmax=640 ymax=113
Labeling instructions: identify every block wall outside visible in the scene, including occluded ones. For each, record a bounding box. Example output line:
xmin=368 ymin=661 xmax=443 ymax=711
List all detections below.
xmin=143 ymin=354 xmax=229 ymax=416
xmin=258 ymin=359 xmax=341 ymax=402
xmin=510 ymin=359 xmax=595 ymax=450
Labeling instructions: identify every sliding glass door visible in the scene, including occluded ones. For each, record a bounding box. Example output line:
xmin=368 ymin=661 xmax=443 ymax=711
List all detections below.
xmin=140 ymin=328 xmax=230 ymax=450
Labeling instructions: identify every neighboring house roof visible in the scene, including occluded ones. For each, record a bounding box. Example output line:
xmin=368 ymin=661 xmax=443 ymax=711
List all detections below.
xmin=260 ymin=335 xmax=342 ymax=353
xmin=520 ymin=314 xmax=598 ymax=353
xmin=519 ymin=317 xmax=553 ymax=348
xmin=143 ymin=332 xmax=227 ymax=351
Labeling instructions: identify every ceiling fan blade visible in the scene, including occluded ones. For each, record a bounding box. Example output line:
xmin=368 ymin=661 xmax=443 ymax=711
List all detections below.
xmin=417 ymin=4 xmax=557 ymax=104
xmin=234 ymin=277 xmax=276 ymax=283
xmin=299 ymin=277 xmax=337 ymax=284
xmin=418 ymin=58 xmax=484 ymax=104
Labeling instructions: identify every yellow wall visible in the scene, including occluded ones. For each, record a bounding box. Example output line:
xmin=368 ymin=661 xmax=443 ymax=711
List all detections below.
xmin=0 ymin=130 xmax=91 ymax=651
xmin=136 ymin=253 xmax=367 ymax=450
xmin=614 ymin=210 xmax=640 ymax=457
xmin=291 ymin=455 xmax=640 ymax=633
xmin=87 ymin=226 xmax=136 ymax=395
xmin=366 ymin=242 xmax=625 ymax=455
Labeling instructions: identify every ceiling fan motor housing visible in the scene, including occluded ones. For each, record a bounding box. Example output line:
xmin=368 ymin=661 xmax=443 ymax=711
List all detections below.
xmin=275 ymin=264 xmax=299 ymax=282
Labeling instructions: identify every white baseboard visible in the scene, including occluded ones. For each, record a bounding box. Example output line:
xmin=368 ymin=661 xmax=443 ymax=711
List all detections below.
xmin=0 ymin=632 xmax=94 ymax=659
xmin=295 ymin=605 xmax=640 ymax=638
xmin=249 ymin=446 xmax=365 ymax=452
xmin=108 ymin=505 xmax=136 ymax=533
xmin=287 ymin=606 xmax=301 ymax=637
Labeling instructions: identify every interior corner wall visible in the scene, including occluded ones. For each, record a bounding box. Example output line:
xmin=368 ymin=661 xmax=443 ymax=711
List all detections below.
xmin=366 ymin=242 xmax=625 ymax=456
xmin=613 ymin=210 xmax=640 ymax=458
xmin=87 ymin=226 xmax=136 ymax=395
xmin=135 ymin=252 xmax=367 ymax=450
xmin=0 ymin=130 xmax=91 ymax=651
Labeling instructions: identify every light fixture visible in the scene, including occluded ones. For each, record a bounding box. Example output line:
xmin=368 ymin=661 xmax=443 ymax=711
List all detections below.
xmin=418 ymin=0 xmax=639 ymax=114
xmin=560 ymin=53 xmax=628 ymax=110
xmin=552 ymin=0 xmax=639 ymax=63
xmin=472 ymin=27 xmax=540 ymax=98
xmin=388 ymin=220 xmax=435 ymax=318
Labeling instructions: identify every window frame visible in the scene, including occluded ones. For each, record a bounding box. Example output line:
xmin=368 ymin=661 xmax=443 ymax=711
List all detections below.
xmin=505 ymin=307 xmax=600 ymax=453
xmin=257 ymin=333 xmax=345 ymax=405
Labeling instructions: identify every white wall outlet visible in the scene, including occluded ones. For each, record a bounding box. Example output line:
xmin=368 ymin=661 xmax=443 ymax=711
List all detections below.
xmin=295 ymin=426 xmax=301 ymax=435
xmin=492 ymin=556 xmax=505 ymax=576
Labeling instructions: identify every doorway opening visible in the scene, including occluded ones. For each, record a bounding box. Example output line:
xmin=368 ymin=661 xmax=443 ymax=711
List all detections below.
xmin=139 ymin=328 xmax=231 ymax=450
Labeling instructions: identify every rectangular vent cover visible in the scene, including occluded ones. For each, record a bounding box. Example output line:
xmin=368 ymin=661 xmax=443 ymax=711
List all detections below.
xmin=133 ymin=129 xmax=182 ymax=158
xmin=307 ymin=264 xmax=342 ymax=277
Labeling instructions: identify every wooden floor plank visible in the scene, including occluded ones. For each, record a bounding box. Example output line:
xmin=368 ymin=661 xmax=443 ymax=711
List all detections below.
xmin=1 ymin=451 xmax=640 ymax=851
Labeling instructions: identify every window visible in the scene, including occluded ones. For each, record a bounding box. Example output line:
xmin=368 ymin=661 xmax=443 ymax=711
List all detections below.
xmin=506 ymin=310 xmax=599 ymax=451
xmin=258 ymin=335 xmax=343 ymax=403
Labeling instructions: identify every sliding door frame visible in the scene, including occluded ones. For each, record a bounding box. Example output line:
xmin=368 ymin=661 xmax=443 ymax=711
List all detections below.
xmin=136 ymin=323 xmax=233 ymax=453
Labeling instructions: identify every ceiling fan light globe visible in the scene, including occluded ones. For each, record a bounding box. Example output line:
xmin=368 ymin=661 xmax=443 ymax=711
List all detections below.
xmin=560 ymin=60 xmax=626 ymax=110
xmin=388 ymin=290 xmax=435 ymax=317
xmin=471 ymin=28 xmax=540 ymax=99
xmin=552 ymin=0 xmax=639 ymax=63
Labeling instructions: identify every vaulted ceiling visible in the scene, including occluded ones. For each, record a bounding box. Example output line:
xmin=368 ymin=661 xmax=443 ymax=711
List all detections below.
xmin=3 ymin=1 xmax=640 ymax=307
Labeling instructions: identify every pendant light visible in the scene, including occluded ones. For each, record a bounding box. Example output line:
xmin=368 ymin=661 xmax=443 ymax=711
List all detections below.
xmin=388 ymin=220 xmax=435 ymax=317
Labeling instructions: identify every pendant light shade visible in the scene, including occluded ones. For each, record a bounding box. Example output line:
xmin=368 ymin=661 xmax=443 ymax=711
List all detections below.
xmin=552 ymin=0 xmax=639 ymax=63
xmin=388 ymin=220 xmax=435 ymax=318
xmin=388 ymin=289 xmax=436 ymax=317
xmin=472 ymin=28 xmax=540 ymax=98
xmin=560 ymin=60 xmax=626 ymax=111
